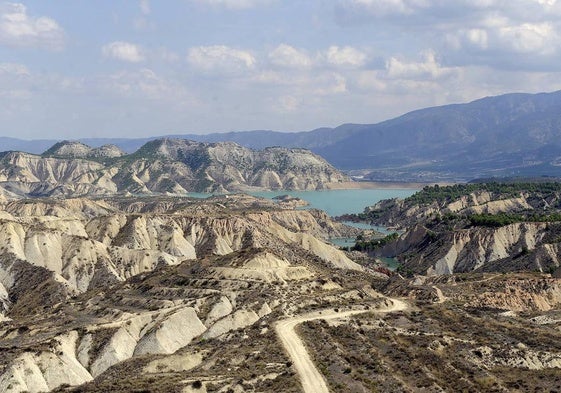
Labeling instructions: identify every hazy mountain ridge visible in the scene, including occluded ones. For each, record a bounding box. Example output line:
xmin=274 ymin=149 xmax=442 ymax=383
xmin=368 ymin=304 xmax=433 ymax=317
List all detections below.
xmin=315 ymin=91 xmax=561 ymax=175
xmin=4 ymin=90 xmax=561 ymax=180
xmin=0 ymin=139 xmax=347 ymax=198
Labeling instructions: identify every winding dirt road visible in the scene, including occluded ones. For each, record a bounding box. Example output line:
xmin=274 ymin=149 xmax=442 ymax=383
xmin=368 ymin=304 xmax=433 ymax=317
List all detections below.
xmin=275 ymin=298 xmax=407 ymax=393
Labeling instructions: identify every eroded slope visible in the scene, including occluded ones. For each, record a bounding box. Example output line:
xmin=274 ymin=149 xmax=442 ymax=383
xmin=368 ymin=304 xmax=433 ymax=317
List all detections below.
xmin=0 ymin=194 xmax=377 ymax=393
xmin=0 ymin=139 xmax=347 ymax=198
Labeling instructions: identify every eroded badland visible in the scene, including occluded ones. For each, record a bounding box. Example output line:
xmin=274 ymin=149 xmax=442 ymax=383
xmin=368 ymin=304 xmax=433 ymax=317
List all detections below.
xmin=0 ymin=183 xmax=560 ymax=392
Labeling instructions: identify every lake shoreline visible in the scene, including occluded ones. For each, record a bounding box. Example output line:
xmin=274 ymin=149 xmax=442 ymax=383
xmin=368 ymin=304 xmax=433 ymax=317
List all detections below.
xmin=324 ymin=181 xmax=436 ymax=190
xmin=250 ymin=188 xmax=417 ymax=216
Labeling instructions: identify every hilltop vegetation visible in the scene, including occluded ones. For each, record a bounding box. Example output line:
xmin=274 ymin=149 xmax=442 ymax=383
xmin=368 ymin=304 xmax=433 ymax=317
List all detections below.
xmin=406 ymin=182 xmax=561 ymax=205
xmin=349 ymin=181 xmax=561 ymax=227
xmin=341 ymin=181 xmax=561 ymax=276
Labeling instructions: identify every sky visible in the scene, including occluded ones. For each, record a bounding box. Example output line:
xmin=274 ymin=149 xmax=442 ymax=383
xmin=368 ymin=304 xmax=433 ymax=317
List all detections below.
xmin=1 ymin=0 xmax=561 ymax=139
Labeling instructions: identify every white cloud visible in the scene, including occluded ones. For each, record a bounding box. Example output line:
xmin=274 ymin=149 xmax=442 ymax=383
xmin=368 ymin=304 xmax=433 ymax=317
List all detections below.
xmin=314 ymin=73 xmax=347 ymax=95
xmin=277 ymin=95 xmax=301 ymax=112
xmin=193 ymin=0 xmax=272 ymax=9
xmin=354 ymin=70 xmax=387 ymax=91
xmin=99 ymin=68 xmax=192 ymax=102
xmin=0 ymin=88 xmax=31 ymax=99
xmin=498 ymin=22 xmax=557 ymax=54
xmin=268 ymin=44 xmax=312 ymax=68
xmin=187 ymin=45 xmax=256 ymax=73
xmin=0 ymin=3 xmax=64 ymax=49
xmin=325 ymin=45 xmax=367 ymax=68
xmin=340 ymin=0 xmax=561 ymax=17
xmin=250 ymin=70 xmax=285 ymax=84
xmin=336 ymin=0 xmax=561 ymax=33
xmin=386 ymin=50 xmax=456 ymax=79
xmin=102 ymin=41 xmax=145 ymax=63
xmin=533 ymin=0 xmax=557 ymax=6
xmin=134 ymin=0 xmax=154 ymax=31
xmin=465 ymin=28 xmax=488 ymax=49
xmin=267 ymin=44 xmax=367 ymax=70
xmin=448 ymin=19 xmax=559 ymax=58
xmin=0 ymin=62 xmax=31 ymax=100
xmin=341 ymin=0 xmax=422 ymax=15
xmin=249 ymin=69 xmax=344 ymax=94
xmin=140 ymin=0 xmax=151 ymax=15
xmin=337 ymin=0 xmax=561 ymax=66
xmin=0 ymin=62 xmax=29 ymax=76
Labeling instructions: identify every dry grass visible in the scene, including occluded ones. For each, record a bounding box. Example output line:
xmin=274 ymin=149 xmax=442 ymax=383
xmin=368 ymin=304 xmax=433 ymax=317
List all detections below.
xmin=299 ymin=300 xmax=561 ymax=393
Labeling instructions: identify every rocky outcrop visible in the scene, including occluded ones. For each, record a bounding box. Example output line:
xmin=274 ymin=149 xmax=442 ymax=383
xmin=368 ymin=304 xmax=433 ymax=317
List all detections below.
xmin=0 ymin=194 xmax=374 ymax=392
xmin=365 ymin=188 xmax=559 ymax=229
xmin=203 ymin=309 xmax=260 ymax=339
xmin=378 ymin=222 xmax=555 ymax=275
xmin=0 ymin=300 xmax=265 ymax=391
xmin=0 ymin=139 xmax=346 ymax=198
xmin=462 ymin=277 xmax=561 ymax=311
xmin=427 ymin=222 xmax=546 ymax=275
xmin=363 ymin=184 xmax=561 ymax=275
xmin=133 ymin=307 xmax=207 ymax=356
xmin=446 ymin=191 xmax=532 ymax=214
xmin=0 ymin=331 xmax=93 ymax=393
xmin=0 ymin=195 xmax=362 ymax=318
xmin=43 ymin=141 xmax=125 ymax=159
xmin=210 ymin=252 xmax=314 ymax=283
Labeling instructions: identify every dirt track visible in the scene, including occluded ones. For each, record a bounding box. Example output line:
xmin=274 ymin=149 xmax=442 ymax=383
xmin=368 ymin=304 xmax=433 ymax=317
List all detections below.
xmin=275 ymin=298 xmax=407 ymax=393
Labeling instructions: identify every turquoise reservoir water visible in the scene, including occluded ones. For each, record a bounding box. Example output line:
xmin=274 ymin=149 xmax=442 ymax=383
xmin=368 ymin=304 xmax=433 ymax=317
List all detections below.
xmin=187 ymin=189 xmax=416 ymax=216
xmin=248 ymin=189 xmax=416 ymax=272
xmin=187 ymin=188 xmax=415 ymax=271
xmin=249 ymin=189 xmax=416 ymax=216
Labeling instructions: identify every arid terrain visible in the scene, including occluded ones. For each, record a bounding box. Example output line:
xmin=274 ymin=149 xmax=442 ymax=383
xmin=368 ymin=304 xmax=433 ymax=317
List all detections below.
xmin=0 ymin=184 xmax=560 ymax=393
xmin=0 ymin=139 xmax=347 ymax=199
xmin=0 ymin=193 xmax=380 ymax=392
xmin=4 ymin=1 xmax=561 ymax=391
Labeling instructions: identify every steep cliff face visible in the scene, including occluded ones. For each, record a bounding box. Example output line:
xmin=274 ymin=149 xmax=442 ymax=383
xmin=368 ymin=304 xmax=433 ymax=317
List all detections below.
xmin=0 ymin=139 xmax=347 ymax=198
xmin=377 ymin=222 xmax=561 ymax=275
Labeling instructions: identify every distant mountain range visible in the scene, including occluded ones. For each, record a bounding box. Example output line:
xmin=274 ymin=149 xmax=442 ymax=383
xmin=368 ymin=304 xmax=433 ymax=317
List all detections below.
xmin=3 ymin=90 xmax=561 ymax=181
xmin=0 ymin=139 xmax=346 ymax=198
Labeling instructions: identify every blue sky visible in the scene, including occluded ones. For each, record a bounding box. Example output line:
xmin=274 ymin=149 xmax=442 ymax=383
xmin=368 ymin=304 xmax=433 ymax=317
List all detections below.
xmin=1 ymin=0 xmax=561 ymax=139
